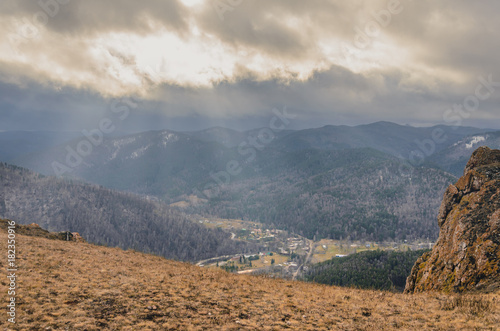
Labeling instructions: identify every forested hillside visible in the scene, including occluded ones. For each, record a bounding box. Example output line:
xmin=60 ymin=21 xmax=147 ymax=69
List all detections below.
xmin=188 ymin=148 xmax=456 ymax=241
xmin=303 ymin=249 xmax=429 ymax=292
xmin=12 ymin=123 xmax=466 ymax=241
xmin=0 ymin=163 xmax=256 ymax=261
xmin=13 ymin=130 xmax=241 ymax=198
xmin=268 ymin=122 xmax=490 ymax=157
xmin=429 ymin=131 xmax=500 ymax=176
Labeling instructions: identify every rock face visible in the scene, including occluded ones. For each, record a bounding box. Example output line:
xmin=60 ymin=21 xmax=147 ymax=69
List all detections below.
xmin=405 ymin=146 xmax=500 ymax=293
xmin=71 ymin=232 xmax=86 ymax=243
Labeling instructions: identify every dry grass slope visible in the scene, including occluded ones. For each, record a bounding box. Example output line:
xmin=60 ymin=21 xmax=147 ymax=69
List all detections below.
xmin=1 ymin=230 xmax=499 ymax=330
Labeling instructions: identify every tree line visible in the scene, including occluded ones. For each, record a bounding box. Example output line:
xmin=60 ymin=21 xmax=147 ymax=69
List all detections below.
xmin=302 ymin=249 xmax=429 ymax=292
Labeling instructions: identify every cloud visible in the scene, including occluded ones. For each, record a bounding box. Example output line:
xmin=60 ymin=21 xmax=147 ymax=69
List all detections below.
xmin=0 ymin=0 xmax=499 ymax=131
xmin=0 ymin=0 xmax=189 ymax=36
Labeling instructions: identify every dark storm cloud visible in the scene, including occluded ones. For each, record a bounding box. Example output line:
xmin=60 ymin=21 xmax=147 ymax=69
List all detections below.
xmin=0 ymin=68 xmax=110 ymax=131
xmin=196 ymin=0 xmax=353 ymax=59
xmin=381 ymin=0 xmax=500 ymax=76
xmin=1 ymin=0 xmax=500 ymax=131
xmin=2 ymin=63 xmax=500 ymax=132
xmin=0 ymin=0 xmax=189 ymax=36
xmin=134 ymin=64 xmax=500 ymax=128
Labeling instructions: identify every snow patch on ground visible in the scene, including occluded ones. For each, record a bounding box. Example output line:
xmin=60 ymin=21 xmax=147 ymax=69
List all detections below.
xmin=160 ymin=132 xmax=179 ymax=147
xmin=113 ymin=137 xmax=136 ymax=147
xmin=466 ymin=136 xmax=486 ymax=149
xmin=109 ymin=137 xmax=137 ymax=160
xmin=130 ymin=144 xmax=152 ymax=159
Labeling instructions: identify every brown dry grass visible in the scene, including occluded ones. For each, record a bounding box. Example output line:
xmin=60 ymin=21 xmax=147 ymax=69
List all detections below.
xmin=1 ymin=232 xmax=499 ymax=330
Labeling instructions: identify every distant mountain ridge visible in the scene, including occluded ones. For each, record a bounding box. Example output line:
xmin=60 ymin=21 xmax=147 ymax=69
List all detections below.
xmin=270 ymin=121 xmax=495 ymax=158
xmin=10 ymin=122 xmax=495 ymax=177
xmin=429 ymin=131 xmax=500 ymax=176
xmin=13 ymin=129 xmax=241 ymax=197
xmin=186 ymin=127 xmax=295 ymax=147
xmin=7 ymin=122 xmax=497 ymax=241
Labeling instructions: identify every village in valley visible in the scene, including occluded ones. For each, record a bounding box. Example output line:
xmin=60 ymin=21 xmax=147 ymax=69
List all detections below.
xmin=191 ymin=216 xmax=435 ymax=279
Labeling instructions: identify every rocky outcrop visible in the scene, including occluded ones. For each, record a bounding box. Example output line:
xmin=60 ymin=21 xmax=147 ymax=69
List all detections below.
xmin=405 ymin=146 xmax=500 ymax=293
xmin=0 ymin=219 xmax=86 ymax=243
xmin=71 ymin=232 xmax=86 ymax=243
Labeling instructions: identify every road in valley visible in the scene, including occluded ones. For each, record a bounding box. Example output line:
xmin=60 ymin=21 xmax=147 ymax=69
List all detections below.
xmin=292 ymin=239 xmax=315 ymax=280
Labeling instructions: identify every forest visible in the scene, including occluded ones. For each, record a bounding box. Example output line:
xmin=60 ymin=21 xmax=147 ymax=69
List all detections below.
xmin=13 ymin=128 xmax=460 ymax=242
xmin=303 ymin=249 xmax=429 ymax=292
xmin=0 ymin=162 xmax=258 ymax=262
xmin=187 ymin=148 xmax=455 ymax=241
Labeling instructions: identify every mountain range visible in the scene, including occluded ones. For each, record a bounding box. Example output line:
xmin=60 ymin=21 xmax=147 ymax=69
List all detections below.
xmin=428 ymin=131 xmax=500 ymax=176
xmin=6 ymin=122 xmax=500 ymax=241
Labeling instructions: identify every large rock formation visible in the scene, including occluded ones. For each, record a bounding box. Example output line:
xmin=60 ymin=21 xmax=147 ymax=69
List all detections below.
xmin=405 ymin=146 xmax=500 ymax=293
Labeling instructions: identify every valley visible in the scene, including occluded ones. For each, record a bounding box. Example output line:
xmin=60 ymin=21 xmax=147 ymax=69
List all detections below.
xmin=188 ymin=215 xmax=435 ymax=280
xmin=2 ymin=123 xmax=497 ymax=280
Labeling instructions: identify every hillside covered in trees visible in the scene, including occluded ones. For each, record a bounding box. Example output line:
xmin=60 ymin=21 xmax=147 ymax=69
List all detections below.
xmin=303 ymin=249 xmax=429 ymax=292
xmin=188 ymin=148 xmax=456 ymax=241
xmin=0 ymin=163 xmax=256 ymax=261
xmin=13 ymin=124 xmax=465 ymax=242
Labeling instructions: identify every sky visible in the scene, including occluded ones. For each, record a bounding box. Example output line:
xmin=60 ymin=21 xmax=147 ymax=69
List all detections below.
xmin=1 ymin=0 xmax=500 ymax=132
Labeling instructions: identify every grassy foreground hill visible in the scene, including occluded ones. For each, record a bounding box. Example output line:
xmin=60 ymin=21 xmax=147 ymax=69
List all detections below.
xmin=1 ymin=225 xmax=499 ymax=330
